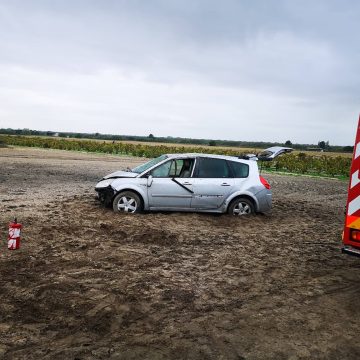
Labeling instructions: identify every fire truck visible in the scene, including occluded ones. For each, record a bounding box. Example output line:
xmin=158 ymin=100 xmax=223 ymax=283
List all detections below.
xmin=342 ymin=115 xmax=360 ymax=256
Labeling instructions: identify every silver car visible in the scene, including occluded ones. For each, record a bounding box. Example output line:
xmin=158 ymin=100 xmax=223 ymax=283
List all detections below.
xmin=95 ymin=148 xmax=292 ymax=215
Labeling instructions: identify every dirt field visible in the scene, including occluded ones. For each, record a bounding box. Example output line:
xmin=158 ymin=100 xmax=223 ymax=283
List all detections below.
xmin=0 ymin=147 xmax=359 ymax=360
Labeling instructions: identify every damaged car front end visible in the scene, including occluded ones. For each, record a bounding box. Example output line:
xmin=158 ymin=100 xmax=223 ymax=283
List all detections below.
xmin=95 ymin=155 xmax=168 ymax=208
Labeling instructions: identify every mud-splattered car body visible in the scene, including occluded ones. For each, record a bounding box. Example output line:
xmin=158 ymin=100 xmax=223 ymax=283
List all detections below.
xmin=95 ymin=149 xmax=292 ymax=215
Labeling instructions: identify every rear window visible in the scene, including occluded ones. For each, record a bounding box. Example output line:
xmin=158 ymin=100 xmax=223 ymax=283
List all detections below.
xmin=228 ymin=161 xmax=249 ymax=178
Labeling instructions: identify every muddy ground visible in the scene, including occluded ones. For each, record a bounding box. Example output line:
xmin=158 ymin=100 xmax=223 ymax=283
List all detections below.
xmin=0 ymin=147 xmax=360 ymax=360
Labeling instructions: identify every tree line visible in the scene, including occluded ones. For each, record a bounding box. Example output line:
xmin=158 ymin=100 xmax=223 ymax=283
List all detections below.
xmin=0 ymin=128 xmax=353 ymax=153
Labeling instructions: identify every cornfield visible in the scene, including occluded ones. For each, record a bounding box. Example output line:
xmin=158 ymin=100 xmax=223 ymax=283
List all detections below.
xmin=0 ymin=135 xmax=351 ymax=178
xmin=261 ymin=153 xmax=351 ymax=177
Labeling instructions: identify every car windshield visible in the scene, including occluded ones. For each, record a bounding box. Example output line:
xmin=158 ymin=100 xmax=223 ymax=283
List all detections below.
xmin=132 ymin=155 xmax=168 ymax=174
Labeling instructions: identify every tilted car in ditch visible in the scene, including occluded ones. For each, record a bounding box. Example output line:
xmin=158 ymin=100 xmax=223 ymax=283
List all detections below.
xmin=95 ymin=147 xmax=292 ymax=215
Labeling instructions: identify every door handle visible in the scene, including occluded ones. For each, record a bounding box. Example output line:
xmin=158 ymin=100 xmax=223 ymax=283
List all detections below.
xmin=221 ymin=183 xmax=231 ymax=186
xmin=183 ymin=182 xmax=192 ymax=185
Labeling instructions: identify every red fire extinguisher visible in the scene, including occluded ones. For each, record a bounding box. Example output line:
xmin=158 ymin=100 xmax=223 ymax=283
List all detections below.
xmin=8 ymin=218 xmax=22 ymax=250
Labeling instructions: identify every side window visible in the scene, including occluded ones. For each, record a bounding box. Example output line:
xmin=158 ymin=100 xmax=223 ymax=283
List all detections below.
xmin=151 ymin=159 xmax=195 ymax=178
xmin=196 ymin=158 xmax=230 ymax=178
xmin=228 ymin=161 xmax=249 ymax=178
xmin=151 ymin=160 xmax=172 ymax=177
xmin=169 ymin=160 xmax=184 ymax=177
xmin=178 ymin=159 xmax=194 ymax=178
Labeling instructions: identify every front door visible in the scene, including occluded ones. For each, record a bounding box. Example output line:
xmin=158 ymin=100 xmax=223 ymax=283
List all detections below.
xmin=191 ymin=157 xmax=234 ymax=209
xmin=147 ymin=158 xmax=195 ymax=209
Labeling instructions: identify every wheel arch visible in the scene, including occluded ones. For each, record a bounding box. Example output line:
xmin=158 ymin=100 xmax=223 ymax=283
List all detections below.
xmin=226 ymin=193 xmax=259 ymax=213
xmin=112 ymin=187 xmax=147 ymax=209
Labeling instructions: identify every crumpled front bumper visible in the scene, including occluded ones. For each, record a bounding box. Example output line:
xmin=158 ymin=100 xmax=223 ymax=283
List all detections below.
xmin=95 ymin=186 xmax=115 ymax=207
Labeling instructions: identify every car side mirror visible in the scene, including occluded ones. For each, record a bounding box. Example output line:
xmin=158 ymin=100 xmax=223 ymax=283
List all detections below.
xmin=147 ymin=174 xmax=153 ymax=187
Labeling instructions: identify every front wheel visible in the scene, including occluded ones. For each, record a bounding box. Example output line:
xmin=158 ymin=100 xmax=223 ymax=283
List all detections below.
xmin=228 ymin=197 xmax=254 ymax=216
xmin=113 ymin=191 xmax=142 ymax=214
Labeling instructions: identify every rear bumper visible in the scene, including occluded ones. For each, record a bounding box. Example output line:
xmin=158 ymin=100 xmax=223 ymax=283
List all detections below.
xmin=255 ymin=188 xmax=272 ymax=213
xmin=342 ymin=245 xmax=360 ymax=257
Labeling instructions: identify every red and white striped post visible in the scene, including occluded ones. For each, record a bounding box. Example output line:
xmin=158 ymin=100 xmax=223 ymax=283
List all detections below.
xmin=343 ymin=115 xmax=360 ymax=256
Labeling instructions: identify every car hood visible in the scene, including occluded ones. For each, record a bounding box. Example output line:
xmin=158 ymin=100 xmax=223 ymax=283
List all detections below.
xmin=103 ymin=170 xmax=138 ymax=179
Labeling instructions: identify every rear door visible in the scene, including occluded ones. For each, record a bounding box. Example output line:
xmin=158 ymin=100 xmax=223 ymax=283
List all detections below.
xmin=191 ymin=157 xmax=234 ymax=209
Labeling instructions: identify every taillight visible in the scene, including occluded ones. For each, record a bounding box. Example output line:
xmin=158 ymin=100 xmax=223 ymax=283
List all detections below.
xmin=351 ymin=229 xmax=360 ymax=242
xmin=260 ymin=176 xmax=271 ymax=189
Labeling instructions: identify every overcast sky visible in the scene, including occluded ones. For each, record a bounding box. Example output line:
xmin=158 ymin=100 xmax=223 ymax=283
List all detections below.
xmin=0 ymin=0 xmax=358 ymax=145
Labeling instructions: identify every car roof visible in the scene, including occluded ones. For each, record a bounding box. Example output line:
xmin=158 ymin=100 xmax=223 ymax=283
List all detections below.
xmin=164 ymin=153 xmax=250 ymax=163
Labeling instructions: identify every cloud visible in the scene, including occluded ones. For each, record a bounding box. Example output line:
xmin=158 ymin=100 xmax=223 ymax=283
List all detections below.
xmin=0 ymin=0 xmax=358 ymax=145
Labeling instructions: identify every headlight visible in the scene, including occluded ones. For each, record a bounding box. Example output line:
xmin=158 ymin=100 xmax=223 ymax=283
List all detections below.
xmin=95 ymin=179 xmax=113 ymax=188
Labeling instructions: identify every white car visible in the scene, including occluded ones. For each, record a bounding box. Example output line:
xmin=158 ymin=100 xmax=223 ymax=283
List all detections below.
xmin=95 ymin=147 xmax=292 ymax=215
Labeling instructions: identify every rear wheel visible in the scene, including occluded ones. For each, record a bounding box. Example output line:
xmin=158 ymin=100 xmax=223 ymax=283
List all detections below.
xmin=113 ymin=191 xmax=142 ymax=214
xmin=228 ymin=197 xmax=254 ymax=216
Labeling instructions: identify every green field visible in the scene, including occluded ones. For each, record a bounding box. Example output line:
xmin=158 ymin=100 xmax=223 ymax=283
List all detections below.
xmin=0 ymin=135 xmax=352 ymax=178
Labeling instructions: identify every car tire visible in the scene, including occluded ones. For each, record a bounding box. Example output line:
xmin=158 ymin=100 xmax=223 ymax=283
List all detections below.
xmin=113 ymin=191 xmax=142 ymax=214
xmin=228 ymin=197 xmax=254 ymax=216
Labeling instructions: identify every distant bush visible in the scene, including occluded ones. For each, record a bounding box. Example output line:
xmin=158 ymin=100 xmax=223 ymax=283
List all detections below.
xmin=262 ymin=153 xmax=351 ymax=177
